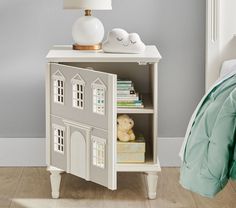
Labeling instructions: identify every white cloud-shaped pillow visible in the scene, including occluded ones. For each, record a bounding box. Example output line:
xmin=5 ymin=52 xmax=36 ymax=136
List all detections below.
xmin=102 ymin=28 xmax=146 ymax=54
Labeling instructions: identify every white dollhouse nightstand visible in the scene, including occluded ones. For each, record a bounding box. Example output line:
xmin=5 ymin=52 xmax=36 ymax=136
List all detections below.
xmin=46 ymin=45 xmax=162 ymax=199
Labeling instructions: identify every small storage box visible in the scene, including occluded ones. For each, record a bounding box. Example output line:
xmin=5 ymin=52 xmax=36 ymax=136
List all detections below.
xmin=117 ymin=137 xmax=146 ymax=163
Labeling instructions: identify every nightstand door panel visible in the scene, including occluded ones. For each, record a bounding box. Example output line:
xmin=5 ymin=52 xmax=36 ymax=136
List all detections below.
xmin=49 ymin=63 xmax=117 ymax=190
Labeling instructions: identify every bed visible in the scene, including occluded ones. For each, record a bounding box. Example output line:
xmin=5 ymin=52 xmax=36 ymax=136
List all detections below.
xmin=206 ymin=0 xmax=236 ymax=90
xmin=179 ymin=0 xmax=236 ymax=197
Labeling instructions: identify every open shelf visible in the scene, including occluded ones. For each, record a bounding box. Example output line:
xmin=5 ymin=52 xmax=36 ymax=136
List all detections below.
xmin=117 ymin=94 xmax=154 ymax=114
xmin=116 ymin=135 xmax=160 ymax=172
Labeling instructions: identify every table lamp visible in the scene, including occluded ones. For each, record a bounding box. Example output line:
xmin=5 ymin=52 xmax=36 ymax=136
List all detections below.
xmin=64 ymin=0 xmax=112 ymax=50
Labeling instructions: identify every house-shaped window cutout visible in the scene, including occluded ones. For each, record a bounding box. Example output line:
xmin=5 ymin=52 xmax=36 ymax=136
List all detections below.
xmin=53 ymin=124 xmax=65 ymax=154
xmin=92 ymin=136 xmax=106 ymax=169
xmin=91 ymin=78 xmax=106 ymax=115
xmin=71 ymin=74 xmax=85 ymax=110
xmin=52 ymin=70 xmax=65 ymax=105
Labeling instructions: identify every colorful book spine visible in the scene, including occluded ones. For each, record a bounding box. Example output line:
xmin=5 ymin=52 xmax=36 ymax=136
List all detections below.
xmin=117 ymin=86 xmax=135 ymax=90
xmin=117 ymin=97 xmax=140 ymax=102
xmin=117 ymin=100 xmax=142 ymax=104
xmin=117 ymin=90 xmax=135 ymax=95
xmin=117 ymin=83 xmax=133 ymax=87
xmin=117 ymin=105 xmax=144 ymax=108
xmin=117 ymin=80 xmax=132 ymax=84
xmin=117 ymin=93 xmax=137 ymax=97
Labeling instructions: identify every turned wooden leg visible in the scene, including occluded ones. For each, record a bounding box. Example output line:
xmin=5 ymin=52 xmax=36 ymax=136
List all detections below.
xmin=47 ymin=166 xmax=64 ymax=199
xmin=145 ymin=172 xmax=158 ymax=200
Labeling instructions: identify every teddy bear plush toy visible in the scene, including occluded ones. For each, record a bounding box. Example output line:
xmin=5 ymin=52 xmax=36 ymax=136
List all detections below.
xmin=117 ymin=114 xmax=135 ymax=142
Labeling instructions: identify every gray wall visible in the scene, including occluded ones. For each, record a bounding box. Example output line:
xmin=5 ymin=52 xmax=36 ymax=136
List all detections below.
xmin=0 ymin=0 xmax=205 ymax=138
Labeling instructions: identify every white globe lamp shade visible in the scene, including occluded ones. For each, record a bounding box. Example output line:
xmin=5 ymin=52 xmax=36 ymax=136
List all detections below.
xmin=72 ymin=15 xmax=104 ymax=46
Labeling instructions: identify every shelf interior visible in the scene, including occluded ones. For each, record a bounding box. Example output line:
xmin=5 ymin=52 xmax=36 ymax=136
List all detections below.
xmin=116 ymin=114 xmax=156 ymax=172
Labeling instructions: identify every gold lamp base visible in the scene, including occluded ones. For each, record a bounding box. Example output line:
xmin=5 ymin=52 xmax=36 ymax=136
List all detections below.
xmin=73 ymin=44 xmax=102 ymax=51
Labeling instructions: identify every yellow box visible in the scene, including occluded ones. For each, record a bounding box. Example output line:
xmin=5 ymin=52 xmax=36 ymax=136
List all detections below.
xmin=117 ymin=140 xmax=145 ymax=163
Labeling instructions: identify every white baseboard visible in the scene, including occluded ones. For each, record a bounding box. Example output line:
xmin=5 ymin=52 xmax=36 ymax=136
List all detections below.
xmin=0 ymin=138 xmax=46 ymax=167
xmin=0 ymin=137 xmax=183 ymax=167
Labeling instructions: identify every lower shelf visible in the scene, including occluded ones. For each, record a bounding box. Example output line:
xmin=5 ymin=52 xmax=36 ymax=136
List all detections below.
xmin=116 ymin=157 xmax=161 ymax=172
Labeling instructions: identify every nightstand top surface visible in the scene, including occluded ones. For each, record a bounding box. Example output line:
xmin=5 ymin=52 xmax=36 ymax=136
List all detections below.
xmin=47 ymin=45 xmax=161 ymax=63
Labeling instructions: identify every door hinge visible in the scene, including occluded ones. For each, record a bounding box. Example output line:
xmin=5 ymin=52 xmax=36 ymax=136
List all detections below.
xmin=138 ymin=61 xmax=148 ymax=65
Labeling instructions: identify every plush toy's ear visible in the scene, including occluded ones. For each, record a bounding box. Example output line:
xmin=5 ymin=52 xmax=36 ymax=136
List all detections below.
xmin=130 ymin=119 xmax=134 ymax=126
xmin=117 ymin=115 xmax=124 ymax=124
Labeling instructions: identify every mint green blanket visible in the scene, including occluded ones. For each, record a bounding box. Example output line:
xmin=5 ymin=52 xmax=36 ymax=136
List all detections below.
xmin=180 ymin=75 xmax=236 ymax=197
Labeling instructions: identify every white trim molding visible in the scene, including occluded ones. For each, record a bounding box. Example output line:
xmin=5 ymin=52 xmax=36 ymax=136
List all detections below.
xmin=0 ymin=137 xmax=183 ymax=167
xmin=206 ymin=0 xmax=220 ymax=90
xmin=210 ymin=0 xmax=218 ymax=43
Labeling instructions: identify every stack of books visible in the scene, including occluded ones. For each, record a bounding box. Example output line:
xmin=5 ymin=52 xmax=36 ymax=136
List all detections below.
xmin=117 ymin=79 xmax=144 ymax=108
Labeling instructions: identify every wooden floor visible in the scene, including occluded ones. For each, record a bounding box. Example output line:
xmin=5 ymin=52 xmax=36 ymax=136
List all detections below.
xmin=0 ymin=168 xmax=236 ymax=208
